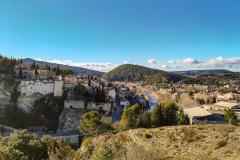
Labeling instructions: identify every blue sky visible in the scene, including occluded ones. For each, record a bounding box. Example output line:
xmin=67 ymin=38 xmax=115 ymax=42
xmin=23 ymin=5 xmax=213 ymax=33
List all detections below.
xmin=1 ymin=0 xmax=240 ymax=71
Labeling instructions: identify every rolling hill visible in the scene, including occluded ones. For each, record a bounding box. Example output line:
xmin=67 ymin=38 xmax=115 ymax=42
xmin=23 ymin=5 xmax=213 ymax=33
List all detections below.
xmin=21 ymin=58 xmax=103 ymax=76
xmin=102 ymin=64 xmax=182 ymax=84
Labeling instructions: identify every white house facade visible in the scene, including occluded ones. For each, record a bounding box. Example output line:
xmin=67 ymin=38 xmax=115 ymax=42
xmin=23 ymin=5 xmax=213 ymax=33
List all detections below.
xmin=18 ymin=80 xmax=63 ymax=97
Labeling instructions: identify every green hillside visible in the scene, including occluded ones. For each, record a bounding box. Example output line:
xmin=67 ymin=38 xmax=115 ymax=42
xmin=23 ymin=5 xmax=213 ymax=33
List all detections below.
xmin=102 ymin=64 xmax=182 ymax=85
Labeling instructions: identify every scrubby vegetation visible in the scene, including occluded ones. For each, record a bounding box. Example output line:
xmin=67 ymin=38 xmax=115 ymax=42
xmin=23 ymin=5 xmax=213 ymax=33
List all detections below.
xmin=224 ymin=108 xmax=238 ymax=125
xmin=79 ymin=111 xmax=112 ymax=136
xmin=177 ymin=108 xmax=189 ymax=125
xmin=73 ymin=124 xmax=240 ymax=160
xmin=0 ymin=130 xmax=73 ymax=160
xmin=142 ymin=132 xmax=152 ymax=139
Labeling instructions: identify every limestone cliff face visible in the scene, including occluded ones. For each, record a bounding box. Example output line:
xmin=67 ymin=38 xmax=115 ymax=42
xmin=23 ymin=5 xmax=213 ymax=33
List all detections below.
xmin=0 ymin=81 xmax=42 ymax=113
xmin=0 ymin=82 xmax=12 ymax=107
xmin=17 ymin=93 xmax=43 ymax=112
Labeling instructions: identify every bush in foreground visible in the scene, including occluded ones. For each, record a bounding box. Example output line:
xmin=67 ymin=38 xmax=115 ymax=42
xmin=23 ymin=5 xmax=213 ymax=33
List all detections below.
xmin=0 ymin=130 xmax=73 ymax=160
xmin=79 ymin=111 xmax=112 ymax=136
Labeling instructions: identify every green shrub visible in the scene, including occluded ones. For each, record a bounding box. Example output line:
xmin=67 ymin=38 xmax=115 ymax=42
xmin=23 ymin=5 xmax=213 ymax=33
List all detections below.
xmin=79 ymin=111 xmax=112 ymax=136
xmin=93 ymin=144 xmax=112 ymax=160
xmin=0 ymin=146 xmax=27 ymax=160
xmin=142 ymin=132 xmax=152 ymax=139
xmin=216 ymin=140 xmax=228 ymax=149
xmin=224 ymin=109 xmax=238 ymax=125
xmin=177 ymin=108 xmax=189 ymax=125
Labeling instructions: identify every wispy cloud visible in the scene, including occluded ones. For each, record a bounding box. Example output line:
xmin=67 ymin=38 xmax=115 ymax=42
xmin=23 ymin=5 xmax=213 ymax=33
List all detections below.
xmin=147 ymin=59 xmax=168 ymax=69
xmin=148 ymin=59 xmax=160 ymax=64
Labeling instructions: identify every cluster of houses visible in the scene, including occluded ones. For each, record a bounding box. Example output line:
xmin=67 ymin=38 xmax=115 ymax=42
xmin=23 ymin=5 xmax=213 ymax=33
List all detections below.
xmin=15 ymin=64 xmax=64 ymax=98
xmin=120 ymin=82 xmax=240 ymax=125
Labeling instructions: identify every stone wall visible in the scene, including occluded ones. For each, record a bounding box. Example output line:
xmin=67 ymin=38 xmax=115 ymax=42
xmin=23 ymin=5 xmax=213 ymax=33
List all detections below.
xmin=88 ymin=102 xmax=111 ymax=114
xmin=64 ymin=100 xmax=111 ymax=114
xmin=64 ymin=100 xmax=85 ymax=109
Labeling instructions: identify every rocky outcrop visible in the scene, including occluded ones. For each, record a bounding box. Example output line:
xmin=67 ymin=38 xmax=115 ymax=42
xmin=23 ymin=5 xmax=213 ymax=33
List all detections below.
xmin=58 ymin=108 xmax=85 ymax=133
xmin=0 ymin=82 xmax=12 ymax=107
xmin=17 ymin=93 xmax=43 ymax=112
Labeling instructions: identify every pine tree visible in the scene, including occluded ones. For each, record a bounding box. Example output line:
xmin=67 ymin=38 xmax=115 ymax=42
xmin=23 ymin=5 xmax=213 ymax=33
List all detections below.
xmin=88 ymin=76 xmax=91 ymax=86
xmin=19 ymin=66 xmax=23 ymax=78
xmin=31 ymin=61 xmax=36 ymax=69
xmin=57 ymin=65 xmax=60 ymax=75
xmin=151 ymin=104 xmax=164 ymax=127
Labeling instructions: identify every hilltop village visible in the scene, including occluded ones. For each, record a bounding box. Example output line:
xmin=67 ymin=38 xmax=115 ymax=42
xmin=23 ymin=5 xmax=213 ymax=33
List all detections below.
xmin=1 ymin=56 xmax=240 ymax=159
xmin=0 ymin=57 xmax=139 ymax=144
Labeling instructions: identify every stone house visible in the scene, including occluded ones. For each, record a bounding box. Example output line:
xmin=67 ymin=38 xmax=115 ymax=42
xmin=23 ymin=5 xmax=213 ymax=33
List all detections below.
xmin=18 ymin=79 xmax=63 ymax=97
xmin=184 ymin=107 xmax=227 ymax=125
xmin=212 ymin=101 xmax=240 ymax=111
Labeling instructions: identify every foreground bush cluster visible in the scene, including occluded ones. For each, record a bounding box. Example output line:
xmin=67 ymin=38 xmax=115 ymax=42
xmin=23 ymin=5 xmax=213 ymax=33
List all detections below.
xmin=0 ymin=130 xmax=73 ymax=160
xmin=1 ymin=101 xmax=237 ymax=160
xmin=120 ymin=102 xmax=189 ymax=130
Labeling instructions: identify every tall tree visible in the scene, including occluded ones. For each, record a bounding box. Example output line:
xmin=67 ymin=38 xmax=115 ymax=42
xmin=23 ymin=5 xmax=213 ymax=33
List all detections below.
xmin=19 ymin=66 xmax=23 ymax=78
xmin=57 ymin=65 xmax=60 ymax=75
xmin=162 ymin=102 xmax=178 ymax=125
xmin=177 ymin=108 xmax=189 ymax=125
xmin=31 ymin=61 xmax=36 ymax=69
xmin=151 ymin=104 xmax=164 ymax=127
xmin=121 ymin=104 xmax=149 ymax=129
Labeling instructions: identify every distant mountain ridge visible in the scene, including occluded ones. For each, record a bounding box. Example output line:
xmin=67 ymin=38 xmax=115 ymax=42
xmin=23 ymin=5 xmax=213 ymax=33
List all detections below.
xmin=172 ymin=69 xmax=233 ymax=75
xmin=21 ymin=58 xmax=103 ymax=76
xmin=102 ymin=64 xmax=182 ymax=84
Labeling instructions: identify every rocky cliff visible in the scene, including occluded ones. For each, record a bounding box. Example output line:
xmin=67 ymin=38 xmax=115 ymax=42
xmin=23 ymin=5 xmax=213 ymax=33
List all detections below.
xmin=0 ymin=82 xmax=11 ymax=108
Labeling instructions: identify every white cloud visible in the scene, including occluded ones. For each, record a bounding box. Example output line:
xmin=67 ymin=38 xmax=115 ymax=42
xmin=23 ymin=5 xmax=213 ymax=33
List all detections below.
xmin=147 ymin=59 xmax=168 ymax=69
xmin=168 ymin=58 xmax=200 ymax=66
xmin=167 ymin=56 xmax=240 ymax=71
xmin=204 ymin=56 xmax=240 ymax=67
xmin=183 ymin=58 xmax=200 ymax=66
xmin=156 ymin=64 xmax=168 ymax=69
xmin=123 ymin=60 xmax=128 ymax=64
xmin=148 ymin=59 xmax=159 ymax=64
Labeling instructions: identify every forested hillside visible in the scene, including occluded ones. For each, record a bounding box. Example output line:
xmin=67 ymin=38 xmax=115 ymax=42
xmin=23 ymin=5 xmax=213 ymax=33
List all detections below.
xmin=102 ymin=64 xmax=182 ymax=85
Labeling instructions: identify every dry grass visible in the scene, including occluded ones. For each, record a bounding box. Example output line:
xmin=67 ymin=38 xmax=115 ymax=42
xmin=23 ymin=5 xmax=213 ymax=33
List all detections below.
xmin=75 ymin=124 xmax=240 ymax=160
